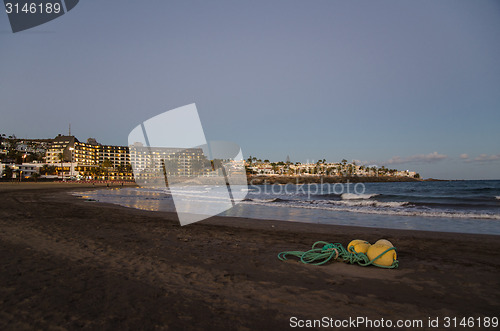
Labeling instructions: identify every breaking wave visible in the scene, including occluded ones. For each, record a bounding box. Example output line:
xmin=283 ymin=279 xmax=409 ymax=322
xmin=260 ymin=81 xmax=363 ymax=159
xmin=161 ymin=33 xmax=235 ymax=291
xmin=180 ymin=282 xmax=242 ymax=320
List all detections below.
xmin=341 ymin=193 xmax=379 ymax=200
xmin=241 ymin=199 xmax=500 ymax=220
xmin=333 ymin=200 xmax=408 ymax=208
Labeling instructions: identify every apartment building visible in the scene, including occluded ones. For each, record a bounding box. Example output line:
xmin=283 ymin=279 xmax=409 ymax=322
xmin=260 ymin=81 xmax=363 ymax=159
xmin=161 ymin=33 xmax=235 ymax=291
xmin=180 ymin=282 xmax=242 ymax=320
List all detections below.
xmin=97 ymin=144 xmax=130 ymax=170
xmin=129 ymin=143 xmax=207 ymax=182
xmin=44 ymin=135 xmax=132 ymax=179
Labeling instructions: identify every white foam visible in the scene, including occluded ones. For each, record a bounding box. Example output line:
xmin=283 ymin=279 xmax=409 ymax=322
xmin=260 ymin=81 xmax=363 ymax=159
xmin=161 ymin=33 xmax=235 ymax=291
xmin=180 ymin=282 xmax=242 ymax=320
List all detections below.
xmin=496 ymin=196 xmax=500 ymax=200
xmin=251 ymin=198 xmax=288 ymax=203
xmin=240 ymin=199 xmax=500 ymax=220
xmin=341 ymin=193 xmax=379 ymax=200
xmin=334 ymin=200 xmax=408 ymax=208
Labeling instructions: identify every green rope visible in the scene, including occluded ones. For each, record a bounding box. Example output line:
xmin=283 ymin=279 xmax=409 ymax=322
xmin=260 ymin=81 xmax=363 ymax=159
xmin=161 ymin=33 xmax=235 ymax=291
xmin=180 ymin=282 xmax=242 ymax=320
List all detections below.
xmin=278 ymin=241 xmax=399 ymax=269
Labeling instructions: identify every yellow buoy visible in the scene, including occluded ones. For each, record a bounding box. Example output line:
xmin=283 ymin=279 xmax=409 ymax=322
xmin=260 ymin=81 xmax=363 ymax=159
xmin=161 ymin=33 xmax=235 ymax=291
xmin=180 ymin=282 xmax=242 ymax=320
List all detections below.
xmin=367 ymin=243 xmax=397 ymax=267
xmin=347 ymin=239 xmax=371 ymax=254
xmin=374 ymin=239 xmax=394 ymax=247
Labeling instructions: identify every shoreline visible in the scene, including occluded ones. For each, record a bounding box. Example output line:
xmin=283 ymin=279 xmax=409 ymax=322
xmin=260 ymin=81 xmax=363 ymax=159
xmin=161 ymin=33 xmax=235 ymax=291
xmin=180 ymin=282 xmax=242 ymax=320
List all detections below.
xmin=6 ymin=182 xmax=498 ymax=235
xmin=1 ymin=183 xmax=499 ymax=329
xmin=4 ymin=182 xmax=496 ymax=238
xmin=69 ymin=182 xmax=500 ymax=236
xmin=247 ymin=175 xmax=423 ymax=184
xmin=0 ymin=181 xmax=137 ymax=193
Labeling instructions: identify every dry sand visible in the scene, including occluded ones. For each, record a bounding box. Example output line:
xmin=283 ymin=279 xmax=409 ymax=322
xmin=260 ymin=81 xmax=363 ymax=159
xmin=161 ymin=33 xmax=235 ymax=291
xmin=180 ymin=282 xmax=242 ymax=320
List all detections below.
xmin=0 ymin=183 xmax=499 ymax=330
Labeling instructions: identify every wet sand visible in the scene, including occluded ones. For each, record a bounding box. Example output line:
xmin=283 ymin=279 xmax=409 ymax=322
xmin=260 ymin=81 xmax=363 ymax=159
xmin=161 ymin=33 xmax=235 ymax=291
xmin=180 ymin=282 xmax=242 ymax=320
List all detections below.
xmin=0 ymin=183 xmax=499 ymax=330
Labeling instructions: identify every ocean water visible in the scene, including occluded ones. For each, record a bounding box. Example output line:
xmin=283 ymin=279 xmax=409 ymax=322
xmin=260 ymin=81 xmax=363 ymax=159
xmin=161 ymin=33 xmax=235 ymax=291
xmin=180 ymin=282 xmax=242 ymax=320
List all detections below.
xmin=75 ymin=180 xmax=500 ymax=235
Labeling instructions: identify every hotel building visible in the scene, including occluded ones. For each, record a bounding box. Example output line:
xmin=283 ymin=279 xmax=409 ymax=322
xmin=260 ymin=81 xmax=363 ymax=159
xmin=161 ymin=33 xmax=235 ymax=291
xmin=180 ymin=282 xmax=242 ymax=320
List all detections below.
xmin=129 ymin=143 xmax=208 ymax=182
xmin=44 ymin=135 xmax=208 ymax=181
xmin=45 ymin=135 xmax=133 ymax=180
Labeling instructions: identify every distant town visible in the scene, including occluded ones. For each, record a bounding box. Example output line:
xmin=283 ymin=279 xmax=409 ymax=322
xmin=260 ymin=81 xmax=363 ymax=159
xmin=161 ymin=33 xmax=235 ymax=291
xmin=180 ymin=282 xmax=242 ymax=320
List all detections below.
xmin=0 ymin=134 xmax=132 ymax=181
xmin=0 ymin=133 xmax=420 ymax=181
xmin=245 ymin=156 xmax=419 ymax=178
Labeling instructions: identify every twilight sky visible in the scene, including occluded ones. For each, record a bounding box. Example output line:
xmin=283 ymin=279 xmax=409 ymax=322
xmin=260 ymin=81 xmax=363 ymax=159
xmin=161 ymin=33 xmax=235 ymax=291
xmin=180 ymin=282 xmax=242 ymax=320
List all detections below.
xmin=1 ymin=1 xmax=499 ymax=179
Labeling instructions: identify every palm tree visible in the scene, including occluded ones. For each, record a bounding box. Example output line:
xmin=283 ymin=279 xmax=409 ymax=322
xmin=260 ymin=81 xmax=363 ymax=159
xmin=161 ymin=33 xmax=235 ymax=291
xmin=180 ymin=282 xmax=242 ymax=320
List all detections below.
xmin=57 ymin=152 xmax=65 ymax=180
xmin=2 ymin=165 xmax=13 ymax=179
xmin=89 ymin=166 xmax=100 ymax=180
xmin=40 ymin=164 xmax=49 ymax=176
xmin=102 ymin=159 xmax=112 ymax=168
xmin=164 ymin=158 xmax=180 ymax=176
xmin=190 ymin=158 xmax=205 ymax=176
xmin=347 ymin=164 xmax=353 ymax=176
xmin=101 ymin=158 xmax=113 ymax=180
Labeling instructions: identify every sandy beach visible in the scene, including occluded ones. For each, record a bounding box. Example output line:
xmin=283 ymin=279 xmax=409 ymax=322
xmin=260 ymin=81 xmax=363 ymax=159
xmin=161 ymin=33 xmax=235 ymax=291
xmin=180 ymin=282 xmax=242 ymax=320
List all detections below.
xmin=0 ymin=183 xmax=499 ymax=330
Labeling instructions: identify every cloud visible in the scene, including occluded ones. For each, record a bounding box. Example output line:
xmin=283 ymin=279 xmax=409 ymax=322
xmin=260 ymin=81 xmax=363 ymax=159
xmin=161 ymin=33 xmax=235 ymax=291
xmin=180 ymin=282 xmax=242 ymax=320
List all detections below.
xmin=384 ymin=156 xmax=405 ymax=165
xmin=466 ymin=153 xmax=500 ymax=163
xmin=384 ymin=152 xmax=448 ymax=165
xmin=352 ymin=159 xmax=370 ymax=166
xmin=460 ymin=153 xmax=469 ymax=160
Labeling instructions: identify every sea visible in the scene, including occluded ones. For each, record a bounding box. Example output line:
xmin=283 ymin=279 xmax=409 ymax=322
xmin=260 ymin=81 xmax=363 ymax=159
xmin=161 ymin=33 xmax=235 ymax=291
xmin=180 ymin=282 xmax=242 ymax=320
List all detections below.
xmin=75 ymin=180 xmax=500 ymax=235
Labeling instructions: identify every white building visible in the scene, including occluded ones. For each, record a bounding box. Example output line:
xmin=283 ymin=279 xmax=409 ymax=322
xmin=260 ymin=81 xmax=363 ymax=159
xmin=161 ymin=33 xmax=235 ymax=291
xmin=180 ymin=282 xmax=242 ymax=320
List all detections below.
xmin=17 ymin=163 xmax=44 ymax=178
xmin=1 ymin=162 xmax=43 ymax=178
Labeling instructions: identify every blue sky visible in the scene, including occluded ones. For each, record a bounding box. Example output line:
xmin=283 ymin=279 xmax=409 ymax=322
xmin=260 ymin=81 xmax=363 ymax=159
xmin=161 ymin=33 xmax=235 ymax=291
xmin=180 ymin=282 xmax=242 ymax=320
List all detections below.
xmin=1 ymin=1 xmax=499 ymax=179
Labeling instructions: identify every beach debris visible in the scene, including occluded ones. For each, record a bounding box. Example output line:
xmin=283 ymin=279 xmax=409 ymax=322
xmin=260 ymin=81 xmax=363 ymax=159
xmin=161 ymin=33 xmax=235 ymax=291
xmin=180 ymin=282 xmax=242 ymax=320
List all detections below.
xmin=347 ymin=239 xmax=371 ymax=254
xmin=278 ymin=239 xmax=398 ymax=268
xmin=374 ymin=239 xmax=394 ymax=247
xmin=367 ymin=239 xmax=397 ymax=267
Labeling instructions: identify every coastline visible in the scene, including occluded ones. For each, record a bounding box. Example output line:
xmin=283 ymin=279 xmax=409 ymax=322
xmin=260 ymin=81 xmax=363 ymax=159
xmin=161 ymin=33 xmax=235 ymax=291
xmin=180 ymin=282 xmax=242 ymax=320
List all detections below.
xmin=247 ymin=175 xmax=423 ymax=185
xmin=1 ymin=183 xmax=499 ymax=329
xmin=0 ymin=181 xmax=137 ymax=193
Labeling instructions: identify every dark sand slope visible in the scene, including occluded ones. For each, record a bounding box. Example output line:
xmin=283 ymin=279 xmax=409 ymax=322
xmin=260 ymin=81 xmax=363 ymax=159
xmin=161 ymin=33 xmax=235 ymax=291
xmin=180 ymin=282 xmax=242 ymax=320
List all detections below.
xmin=0 ymin=184 xmax=499 ymax=330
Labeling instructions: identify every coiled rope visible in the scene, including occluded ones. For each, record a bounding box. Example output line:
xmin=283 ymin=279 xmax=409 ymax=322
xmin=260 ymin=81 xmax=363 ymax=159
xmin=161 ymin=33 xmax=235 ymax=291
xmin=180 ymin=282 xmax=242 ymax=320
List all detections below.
xmin=278 ymin=241 xmax=399 ymax=269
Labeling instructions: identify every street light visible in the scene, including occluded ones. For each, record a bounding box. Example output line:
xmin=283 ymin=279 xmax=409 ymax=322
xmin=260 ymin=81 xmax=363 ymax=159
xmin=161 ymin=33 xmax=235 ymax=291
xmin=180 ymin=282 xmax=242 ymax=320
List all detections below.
xmin=21 ymin=154 xmax=26 ymax=182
